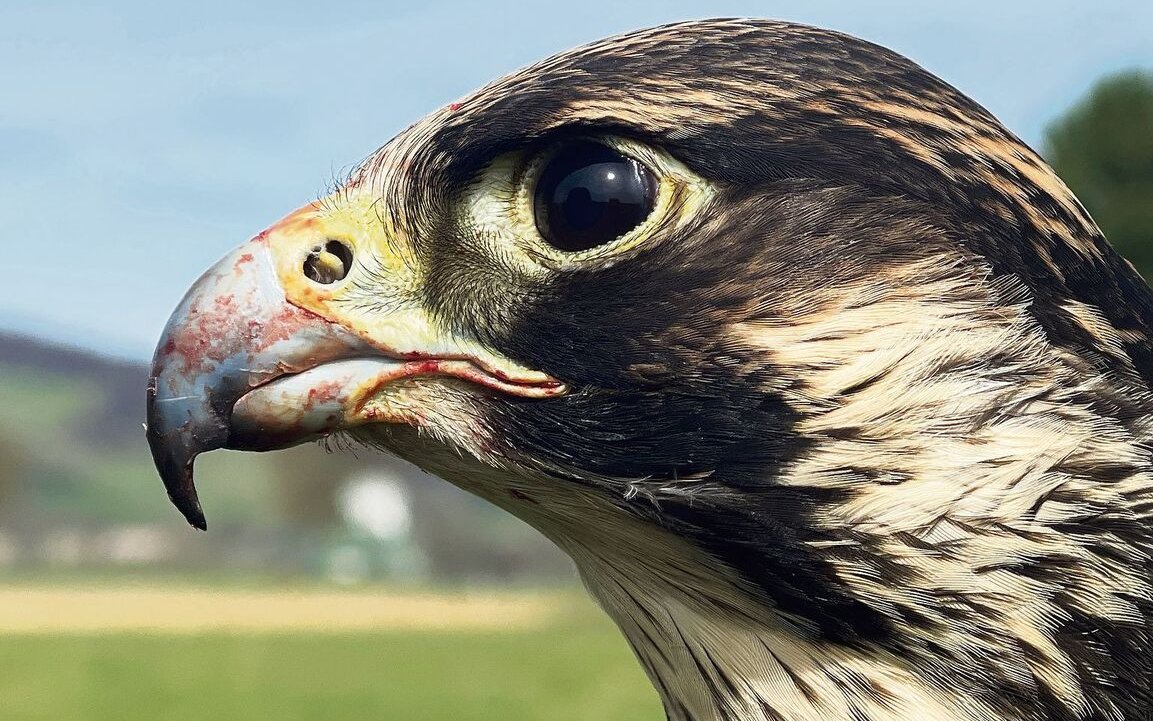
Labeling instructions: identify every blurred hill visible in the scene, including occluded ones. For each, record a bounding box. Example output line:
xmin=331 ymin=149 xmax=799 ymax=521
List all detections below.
xmin=0 ymin=331 xmax=145 ymax=448
xmin=0 ymin=331 xmax=572 ymax=584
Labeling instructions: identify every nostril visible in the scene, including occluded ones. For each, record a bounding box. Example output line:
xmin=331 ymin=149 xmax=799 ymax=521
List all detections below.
xmin=303 ymin=240 xmax=354 ymax=284
xmin=324 ymin=240 xmax=354 ymax=275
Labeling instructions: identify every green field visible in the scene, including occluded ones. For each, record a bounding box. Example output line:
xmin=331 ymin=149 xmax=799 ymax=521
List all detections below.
xmin=0 ymin=586 xmax=662 ymax=721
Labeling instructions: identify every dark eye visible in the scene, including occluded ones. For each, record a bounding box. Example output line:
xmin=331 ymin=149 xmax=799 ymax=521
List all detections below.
xmin=533 ymin=141 xmax=658 ymax=252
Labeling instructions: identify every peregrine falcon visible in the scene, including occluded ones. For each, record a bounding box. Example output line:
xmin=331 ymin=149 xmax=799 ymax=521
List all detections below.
xmin=146 ymin=19 xmax=1153 ymax=721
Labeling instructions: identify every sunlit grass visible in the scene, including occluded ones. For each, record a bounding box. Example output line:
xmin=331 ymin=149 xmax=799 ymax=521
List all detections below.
xmin=0 ymin=588 xmax=660 ymax=721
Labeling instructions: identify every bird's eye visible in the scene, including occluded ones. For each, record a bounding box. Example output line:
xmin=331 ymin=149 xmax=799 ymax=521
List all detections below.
xmin=533 ymin=141 xmax=658 ymax=253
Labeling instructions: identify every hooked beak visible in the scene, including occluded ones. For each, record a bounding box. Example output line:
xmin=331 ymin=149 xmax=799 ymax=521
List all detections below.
xmin=146 ymin=206 xmax=563 ymax=530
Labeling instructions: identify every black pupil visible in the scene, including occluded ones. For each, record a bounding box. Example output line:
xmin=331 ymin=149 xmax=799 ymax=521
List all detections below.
xmin=533 ymin=142 xmax=657 ymax=252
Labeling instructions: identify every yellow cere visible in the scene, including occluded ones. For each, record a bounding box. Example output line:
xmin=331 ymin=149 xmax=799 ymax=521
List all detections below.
xmin=258 ymin=188 xmax=554 ymax=384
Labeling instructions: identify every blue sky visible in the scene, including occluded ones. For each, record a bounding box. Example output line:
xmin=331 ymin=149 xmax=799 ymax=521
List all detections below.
xmin=2 ymin=0 xmax=1151 ymax=360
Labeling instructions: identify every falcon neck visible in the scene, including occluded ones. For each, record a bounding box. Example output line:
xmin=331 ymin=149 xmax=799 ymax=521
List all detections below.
xmin=575 ymin=563 xmax=997 ymax=721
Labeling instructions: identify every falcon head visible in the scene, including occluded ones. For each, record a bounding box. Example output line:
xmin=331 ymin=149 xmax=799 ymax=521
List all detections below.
xmin=147 ymin=19 xmax=1153 ymax=721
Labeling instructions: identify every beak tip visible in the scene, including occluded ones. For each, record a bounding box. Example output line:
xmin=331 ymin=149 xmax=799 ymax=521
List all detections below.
xmin=169 ymin=484 xmax=208 ymax=531
xmin=147 ymin=373 xmax=222 ymax=532
xmin=167 ymin=482 xmax=208 ymax=531
xmin=151 ymin=441 xmax=210 ymax=531
xmin=164 ymin=467 xmax=208 ymax=531
xmin=187 ymin=513 xmax=209 ymax=532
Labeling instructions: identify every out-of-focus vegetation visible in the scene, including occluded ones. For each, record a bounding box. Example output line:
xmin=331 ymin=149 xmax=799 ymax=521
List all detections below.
xmin=0 ymin=630 xmax=656 ymax=721
xmin=0 ymin=584 xmax=659 ymax=721
xmin=1046 ymin=70 xmax=1153 ymax=276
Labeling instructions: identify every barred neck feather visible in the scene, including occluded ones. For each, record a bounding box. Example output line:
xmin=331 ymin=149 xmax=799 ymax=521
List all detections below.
xmin=579 ymin=559 xmax=999 ymax=721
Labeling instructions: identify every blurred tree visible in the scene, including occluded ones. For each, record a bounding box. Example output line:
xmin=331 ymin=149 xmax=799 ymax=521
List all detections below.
xmin=1045 ymin=70 xmax=1153 ymax=276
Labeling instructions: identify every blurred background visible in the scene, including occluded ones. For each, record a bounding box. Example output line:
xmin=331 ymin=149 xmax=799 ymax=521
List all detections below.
xmin=0 ymin=1 xmax=1150 ymax=719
